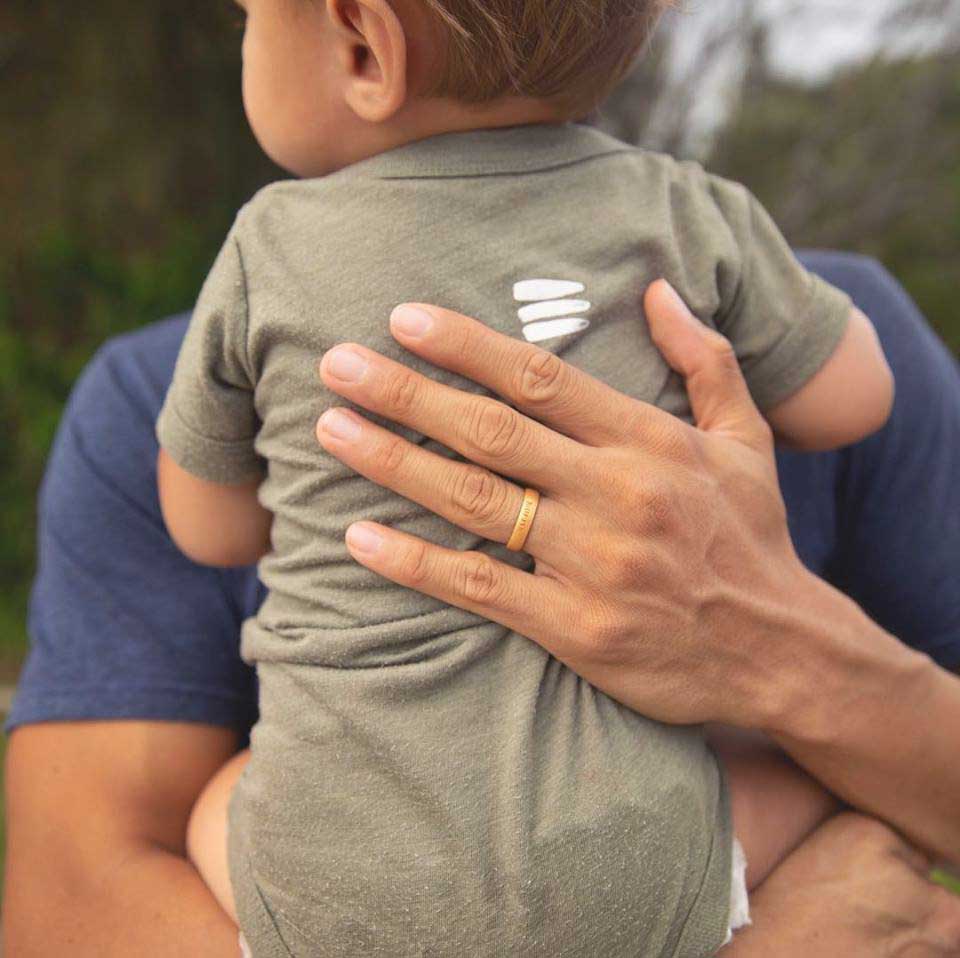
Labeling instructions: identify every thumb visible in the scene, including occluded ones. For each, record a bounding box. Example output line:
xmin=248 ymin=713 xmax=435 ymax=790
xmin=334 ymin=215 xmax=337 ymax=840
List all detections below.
xmin=644 ymin=280 xmax=772 ymax=452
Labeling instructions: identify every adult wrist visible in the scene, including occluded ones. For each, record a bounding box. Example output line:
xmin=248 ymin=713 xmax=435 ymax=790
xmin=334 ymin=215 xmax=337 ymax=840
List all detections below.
xmin=759 ymin=566 xmax=929 ymax=744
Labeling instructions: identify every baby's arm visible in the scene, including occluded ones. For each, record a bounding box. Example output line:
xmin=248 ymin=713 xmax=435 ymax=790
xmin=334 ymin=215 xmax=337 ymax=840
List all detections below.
xmin=155 ymin=217 xmax=271 ymax=567
xmin=765 ymin=306 xmax=894 ymax=451
xmin=709 ymin=727 xmax=842 ymax=891
xmin=157 ymin=449 xmax=271 ymax=567
xmin=677 ymin=172 xmax=894 ymax=453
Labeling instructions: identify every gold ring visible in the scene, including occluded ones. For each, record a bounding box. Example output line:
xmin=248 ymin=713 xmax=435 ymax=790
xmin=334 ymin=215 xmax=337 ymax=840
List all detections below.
xmin=506 ymin=488 xmax=541 ymax=552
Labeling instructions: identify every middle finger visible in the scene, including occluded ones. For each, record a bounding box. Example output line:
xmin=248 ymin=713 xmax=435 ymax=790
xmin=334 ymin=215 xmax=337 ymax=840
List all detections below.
xmin=316 ymin=406 xmax=561 ymax=556
xmin=319 ymin=343 xmax=584 ymax=494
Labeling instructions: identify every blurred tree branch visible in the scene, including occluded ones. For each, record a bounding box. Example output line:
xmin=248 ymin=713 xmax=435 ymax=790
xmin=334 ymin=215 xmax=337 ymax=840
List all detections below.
xmin=599 ymin=0 xmax=959 ymax=354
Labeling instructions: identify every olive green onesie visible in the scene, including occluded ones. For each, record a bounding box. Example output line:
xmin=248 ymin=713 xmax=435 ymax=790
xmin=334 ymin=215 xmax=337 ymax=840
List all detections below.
xmin=157 ymin=123 xmax=850 ymax=958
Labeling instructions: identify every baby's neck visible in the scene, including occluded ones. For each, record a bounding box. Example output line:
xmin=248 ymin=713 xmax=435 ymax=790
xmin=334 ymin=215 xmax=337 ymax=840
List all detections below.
xmin=327 ymin=96 xmax=567 ymax=175
xmin=402 ymin=96 xmax=566 ymax=140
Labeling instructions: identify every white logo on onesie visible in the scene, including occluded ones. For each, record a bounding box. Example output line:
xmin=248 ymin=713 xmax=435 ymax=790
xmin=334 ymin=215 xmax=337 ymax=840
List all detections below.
xmin=513 ymin=279 xmax=592 ymax=343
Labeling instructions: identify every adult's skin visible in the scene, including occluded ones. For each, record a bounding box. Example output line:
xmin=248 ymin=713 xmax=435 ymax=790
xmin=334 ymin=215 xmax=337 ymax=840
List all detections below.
xmin=314 ymin=283 xmax=960 ymax=868
xmin=5 ymin=259 xmax=960 ymax=956
xmin=730 ymin=814 xmax=960 ymax=957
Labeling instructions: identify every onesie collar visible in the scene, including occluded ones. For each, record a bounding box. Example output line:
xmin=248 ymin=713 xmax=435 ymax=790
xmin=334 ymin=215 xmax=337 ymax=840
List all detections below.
xmin=349 ymin=123 xmax=633 ymax=180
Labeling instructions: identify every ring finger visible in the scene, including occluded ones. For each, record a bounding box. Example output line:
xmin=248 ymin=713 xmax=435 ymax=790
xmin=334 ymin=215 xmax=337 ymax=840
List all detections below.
xmin=316 ymin=407 xmax=560 ymax=556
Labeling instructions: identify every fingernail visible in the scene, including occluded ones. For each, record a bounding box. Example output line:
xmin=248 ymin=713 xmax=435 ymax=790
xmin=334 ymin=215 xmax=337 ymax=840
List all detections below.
xmin=390 ymin=305 xmax=434 ymax=339
xmin=346 ymin=522 xmax=384 ymax=555
xmin=319 ymin=409 xmax=362 ymax=442
xmin=325 ymin=347 xmax=368 ymax=383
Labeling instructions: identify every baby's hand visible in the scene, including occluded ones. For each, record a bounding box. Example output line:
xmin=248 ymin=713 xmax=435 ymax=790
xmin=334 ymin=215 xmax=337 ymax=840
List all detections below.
xmin=724 ymin=814 xmax=960 ymax=957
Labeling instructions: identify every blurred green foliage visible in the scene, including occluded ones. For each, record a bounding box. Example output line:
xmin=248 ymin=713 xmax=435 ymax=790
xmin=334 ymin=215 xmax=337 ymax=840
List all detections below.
xmin=0 ymin=1 xmax=278 ymax=671
xmin=0 ymin=4 xmax=957 ymax=671
xmin=933 ymin=868 xmax=960 ymax=896
xmin=711 ymin=52 xmax=960 ymax=355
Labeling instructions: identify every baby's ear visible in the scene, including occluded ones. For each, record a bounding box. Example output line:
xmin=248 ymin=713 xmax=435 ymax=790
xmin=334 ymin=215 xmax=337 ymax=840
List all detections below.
xmin=326 ymin=0 xmax=408 ymax=122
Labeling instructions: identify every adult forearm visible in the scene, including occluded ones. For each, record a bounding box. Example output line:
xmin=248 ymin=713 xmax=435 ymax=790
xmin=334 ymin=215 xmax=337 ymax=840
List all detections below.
xmin=5 ymin=840 xmax=239 ymax=957
xmin=4 ymin=722 xmax=243 ymax=958
xmin=766 ymin=571 xmax=960 ymax=864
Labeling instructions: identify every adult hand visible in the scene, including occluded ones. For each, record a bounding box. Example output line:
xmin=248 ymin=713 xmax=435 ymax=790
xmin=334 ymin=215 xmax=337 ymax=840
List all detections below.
xmin=316 ymin=280 xmax=826 ymax=730
xmin=724 ymin=814 xmax=960 ymax=957
xmin=316 ymin=283 xmax=960 ymax=863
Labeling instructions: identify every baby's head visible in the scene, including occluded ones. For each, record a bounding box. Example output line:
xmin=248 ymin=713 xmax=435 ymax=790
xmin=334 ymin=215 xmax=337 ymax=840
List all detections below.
xmin=235 ymin=0 xmax=668 ymax=177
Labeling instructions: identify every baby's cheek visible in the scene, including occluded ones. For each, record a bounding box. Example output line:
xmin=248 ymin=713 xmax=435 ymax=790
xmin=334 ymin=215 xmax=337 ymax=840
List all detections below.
xmin=240 ymin=35 xmax=268 ymax=138
xmin=239 ymin=35 xmax=326 ymax=175
xmin=241 ymin=51 xmax=292 ymax=168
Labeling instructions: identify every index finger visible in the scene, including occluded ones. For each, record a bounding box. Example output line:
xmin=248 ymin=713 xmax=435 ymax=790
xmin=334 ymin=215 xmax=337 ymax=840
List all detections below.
xmin=389 ymin=303 xmax=669 ymax=447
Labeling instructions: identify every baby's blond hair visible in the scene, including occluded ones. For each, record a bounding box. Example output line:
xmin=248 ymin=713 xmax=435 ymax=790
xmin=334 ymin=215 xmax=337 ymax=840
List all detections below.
xmin=419 ymin=0 xmax=669 ymax=115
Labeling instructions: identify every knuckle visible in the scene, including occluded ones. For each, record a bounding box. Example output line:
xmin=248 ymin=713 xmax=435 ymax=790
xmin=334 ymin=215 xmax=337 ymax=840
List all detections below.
xmin=451 ymin=468 xmax=506 ymax=526
xmin=584 ymin=612 xmax=630 ymax=663
xmin=451 ymin=320 xmax=476 ymax=366
xmin=380 ymin=435 xmax=409 ymax=476
xmin=606 ymin=543 xmax=648 ymax=587
xmin=603 ymin=450 xmax=645 ymax=500
xmin=628 ymin=412 xmax=699 ymax=471
xmin=468 ymin=399 xmax=524 ymax=459
xmin=398 ymin=540 xmax=432 ymax=586
xmin=456 ymin=552 xmax=504 ymax=606
xmin=705 ymin=330 xmax=739 ymax=369
xmin=385 ymin=369 xmax=421 ymax=417
xmin=637 ymin=482 xmax=675 ymax=537
xmin=675 ymin=425 xmax=704 ymax=465
xmin=516 ymin=349 xmax=567 ymax=407
xmin=753 ymin=416 xmax=775 ymax=447
xmin=653 ymin=420 xmax=701 ymax=467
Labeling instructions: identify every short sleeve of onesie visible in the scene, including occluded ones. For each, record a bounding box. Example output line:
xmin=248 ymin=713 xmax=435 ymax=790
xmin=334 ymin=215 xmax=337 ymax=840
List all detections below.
xmin=704 ymin=175 xmax=853 ymax=410
xmin=156 ymin=219 xmax=262 ymax=483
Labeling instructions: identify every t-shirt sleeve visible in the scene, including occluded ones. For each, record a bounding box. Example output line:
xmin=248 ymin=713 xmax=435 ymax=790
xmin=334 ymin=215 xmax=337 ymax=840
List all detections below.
xmin=800 ymin=254 xmax=960 ymax=671
xmin=6 ymin=322 xmax=259 ymax=735
xmin=706 ymin=175 xmax=853 ymax=411
xmin=156 ymin=225 xmax=263 ymax=483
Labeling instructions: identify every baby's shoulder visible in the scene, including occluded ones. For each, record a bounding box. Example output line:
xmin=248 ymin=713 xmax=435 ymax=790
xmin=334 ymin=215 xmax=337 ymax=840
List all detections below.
xmin=606 ymin=143 xmax=752 ymax=220
xmin=234 ymin=177 xmax=345 ymax=239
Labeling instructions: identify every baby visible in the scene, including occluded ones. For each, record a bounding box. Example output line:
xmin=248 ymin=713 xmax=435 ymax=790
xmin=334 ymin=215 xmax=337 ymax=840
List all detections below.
xmin=156 ymin=0 xmax=894 ymax=955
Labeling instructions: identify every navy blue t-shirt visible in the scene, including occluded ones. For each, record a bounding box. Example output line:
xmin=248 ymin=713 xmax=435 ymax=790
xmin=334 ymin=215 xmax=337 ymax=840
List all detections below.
xmin=7 ymin=253 xmax=960 ymax=734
